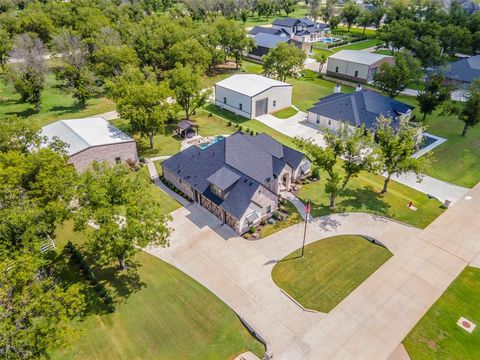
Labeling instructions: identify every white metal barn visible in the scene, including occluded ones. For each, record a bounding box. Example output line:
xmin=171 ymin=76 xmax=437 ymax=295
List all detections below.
xmin=214 ymin=74 xmax=292 ymax=119
xmin=41 ymin=117 xmax=138 ymax=172
xmin=326 ymin=50 xmax=394 ymax=83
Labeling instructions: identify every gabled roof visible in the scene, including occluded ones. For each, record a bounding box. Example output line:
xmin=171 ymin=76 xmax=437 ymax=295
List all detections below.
xmin=272 ymin=17 xmax=302 ymax=27
xmin=308 ymin=90 xmax=413 ymax=130
xmin=162 ymin=132 xmax=306 ymax=219
xmin=41 ymin=117 xmax=133 ymax=156
xmin=329 ymin=50 xmax=393 ymax=66
xmin=215 ymin=74 xmax=291 ymax=97
xmin=249 ymin=26 xmax=289 ymax=37
xmin=253 ymin=33 xmax=289 ymax=49
xmin=445 ymin=55 xmax=480 ymax=83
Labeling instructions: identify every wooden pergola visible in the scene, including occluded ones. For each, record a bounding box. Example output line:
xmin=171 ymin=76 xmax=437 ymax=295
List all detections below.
xmin=176 ymin=120 xmax=197 ymax=138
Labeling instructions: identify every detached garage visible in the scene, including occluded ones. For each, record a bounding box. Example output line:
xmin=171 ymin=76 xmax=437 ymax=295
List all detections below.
xmin=215 ymin=74 xmax=292 ymax=119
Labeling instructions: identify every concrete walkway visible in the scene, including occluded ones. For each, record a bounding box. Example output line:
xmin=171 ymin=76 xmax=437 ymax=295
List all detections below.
xmin=283 ymin=192 xmax=308 ymax=220
xmin=146 ymin=183 xmax=480 ymax=359
xmin=144 ymin=158 xmax=191 ymax=207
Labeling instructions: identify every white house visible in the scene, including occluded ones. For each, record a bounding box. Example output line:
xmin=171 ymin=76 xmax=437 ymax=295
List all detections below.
xmin=41 ymin=117 xmax=138 ymax=172
xmin=214 ymin=74 xmax=292 ymax=119
xmin=326 ymin=50 xmax=395 ymax=83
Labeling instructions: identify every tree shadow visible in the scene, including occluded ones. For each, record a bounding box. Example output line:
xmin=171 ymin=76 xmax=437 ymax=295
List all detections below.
xmin=339 ymin=186 xmax=392 ymax=216
xmin=50 ymin=102 xmax=87 ymax=115
xmin=5 ymin=107 xmax=37 ymax=118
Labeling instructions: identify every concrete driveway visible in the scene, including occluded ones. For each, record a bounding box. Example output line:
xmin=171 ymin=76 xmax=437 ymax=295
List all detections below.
xmin=145 ymin=184 xmax=480 ymax=359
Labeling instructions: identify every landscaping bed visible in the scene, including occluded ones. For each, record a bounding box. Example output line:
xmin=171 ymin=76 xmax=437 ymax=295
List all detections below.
xmin=271 ymin=235 xmax=392 ymax=312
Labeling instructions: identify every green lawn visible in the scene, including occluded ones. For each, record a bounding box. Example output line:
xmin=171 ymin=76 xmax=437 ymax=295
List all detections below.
xmin=51 ymin=222 xmax=264 ymax=360
xmin=242 ymin=4 xmax=309 ymax=27
xmin=335 ymin=26 xmax=378 ymax=39
xmin=330 ymin=39 xmax=381 ymax=52
xmin=403 ymin=267 xmax=480 ymax=360
xmin=290 ymin=70 xmax=354 ymax=111
xmin=396 ymin=95 xmax=480 ymax=188
xmin=0 ymin=74 xmax=115 ymax=127
xmin=297 ymin=168 xmax=445 ymax=229
xmin=272 ymin=235 xmax=392 ymax=312
xmin=259 ymin=200 xmax=303 ymax=238
xmin=373 ymin=49 xmax=394 ymax=56
xmin=271 ymin=106 xmax=298 ymax=119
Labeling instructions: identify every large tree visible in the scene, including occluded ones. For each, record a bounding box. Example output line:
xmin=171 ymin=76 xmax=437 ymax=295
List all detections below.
xmin=115 ymin=80 xmax=177 ymax=148
xmin=74 ymin=162 xmax=171 ymax=270
xmin=373 ymin=51 xmax=421 ymax=98
xmin=417 ymin=74 xmax=451 ymax=122
xmin=375 ymin=116 xmax=431 ymax=193
xmin=341 ymin=2 xmax=361 ymax=31
xmin=0 ymin=253 xmax=85 ymax=359
xmin=0 ymin=27 xmax=12 ymax=67
xmin=314 ymin=53 xmax=328 ymax=77
xmin=262 ymin=42 xmax=306 ymax=82
xmin=444 ymin=78 xmax=480 ymax=136
xmin=215 ymin=18 xmax=253 ymax=68
xmin=53 ymin=32 xmax=97 ymax=106
xmin=0 ymin=116 xmax=40 ymax=153
xmin=168 ymin=64 xmax=211 ymax=120
xmin=295 ymin=124 xmax=375 ymax=209
xmin=167 ymin=38 xmax=212 ymax=74
xmin=6 ymin=34 xmax=48 ymax=112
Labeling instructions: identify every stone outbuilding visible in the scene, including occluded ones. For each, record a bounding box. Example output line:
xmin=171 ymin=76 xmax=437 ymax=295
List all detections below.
xmin=41 ymin=117 xmax=138 ymax=172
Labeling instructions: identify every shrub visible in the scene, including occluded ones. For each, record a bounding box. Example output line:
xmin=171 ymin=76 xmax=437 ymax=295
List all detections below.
xmin=208 ymin=112 xmax=212 ymax=117
xmin=249 ymin=130 xmax=254 ymax=136
xmin=311 ymin=167 xmax=320 ymax=179
xmin=273 ymin=211 xmax=281 ymax=220
xmin=249 ymin=226 xmax=256 ymax=233
xmin=244 ymin=233 xmax=250 ymax=239
xmin=228 ymin=120 xmax=232 ymax=126
xmin=239 ymin=126 xmax=243 ymax=131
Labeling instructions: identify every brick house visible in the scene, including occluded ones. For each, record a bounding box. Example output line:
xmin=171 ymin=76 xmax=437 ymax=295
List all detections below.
xmin=161 ymin=132 xmax=310 ymax=234
xmin=41 ymin=117 xmax=138 ymax=172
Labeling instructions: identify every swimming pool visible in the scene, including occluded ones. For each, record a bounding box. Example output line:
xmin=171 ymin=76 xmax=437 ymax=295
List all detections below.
xmin=320 ymin=37 xmax=341 ymax=44
xmin=198 ymin=135 xmax=225 ymax=150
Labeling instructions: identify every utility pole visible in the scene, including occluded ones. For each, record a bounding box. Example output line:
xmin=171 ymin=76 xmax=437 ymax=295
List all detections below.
xmin=301 ymin=200 xmax=310 ymax=258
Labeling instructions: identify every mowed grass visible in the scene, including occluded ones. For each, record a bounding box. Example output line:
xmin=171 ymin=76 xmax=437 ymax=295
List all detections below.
xmin=396 ymin=95 xmax=480 ymax=188
xmin=403 ymin=267 xmax=480 ymax=360
xmin=290 ymin=70 xmax=354 ymax=111
xmin=271 ymin=106 xmax=298 ymax=119
xmin=51 ymin=222 xmax=264 ymax=360
xmin=0 ymin=74 xmax=115 ymax=127
xmin=260 ymin=200 xmax=303 ymax=238
xmin=297 ymin=167 xmax=445 ymax=229
xmin=272 ymin=235 xmax=392 ymax=312
xmin=242 ymin=4 xmax=309 ymax=27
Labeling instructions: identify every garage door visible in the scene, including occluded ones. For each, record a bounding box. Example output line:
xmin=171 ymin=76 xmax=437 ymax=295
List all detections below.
xmin=255 ymin=98 xmax=268 ymax=116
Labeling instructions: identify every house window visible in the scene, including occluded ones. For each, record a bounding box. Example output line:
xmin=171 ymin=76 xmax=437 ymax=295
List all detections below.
xmin=273 ymin=100 xmax=277 ymax=107
xmin=115 ymin=156 xmax=121 ymax=163
xmin=266 ymin=205 xmax=272 ymax=214
xmin=354 ymin=70 xmax=358 ymax=77
xmin=223 ymin=97 xmax=227 ymax=104
xmin=210 ymin=184 xmax=223 ymax=199
xmin=335 ymin=66 xmax=339 ymax=73
xmin=239 ymin=103 xmax=243 ymax=111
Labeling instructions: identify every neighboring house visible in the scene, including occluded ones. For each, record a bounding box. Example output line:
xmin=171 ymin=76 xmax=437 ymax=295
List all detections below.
xmin=271 ymin=17 xmax=329 ymax=43
xmin=249 ymin=33 xmax=291 ymax=59
xmin=215 ymin=74 xmax=292 ymax=119
xmin=326 ymin=50 xmax=395 ymax=83
xmin=307 ymin=89 xmax=414 ymax=132
xmin=41 ymin=117 xmax=138 ymax=172
xmin=162 ymin=131 xmax=310 ymax=234
xmin=444 ymin=55 xmax=480 ymax=86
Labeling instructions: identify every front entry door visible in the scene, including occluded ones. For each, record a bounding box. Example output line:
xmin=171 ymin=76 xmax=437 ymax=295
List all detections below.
xmin=255 ymin=98 xmax=268 ymax=116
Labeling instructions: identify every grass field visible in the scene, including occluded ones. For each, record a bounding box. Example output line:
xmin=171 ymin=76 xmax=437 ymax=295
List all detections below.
xmin=297 ymin=168 xmax=445 ymax=229
xmin=403 ymin=267 xmax=480 ymax=360
xmin=290 ymin=70 xmax=354 ymax=111
xmin=272 ymin=235 xmax=392 ymax=312
xmin=396 ymin=95 xmax=480 ymax=188
xmin=242 ymin=4 xmax=309 ymax=27
xmin=335 ymin=26 xmax=378 ymax=39
xmin=51 ymin=221 xmax=264 ymax=360
xmin=0 ymin=74 xmax=115 ymax=127
xmin=271 ymin=106 xmax=298 ymax=119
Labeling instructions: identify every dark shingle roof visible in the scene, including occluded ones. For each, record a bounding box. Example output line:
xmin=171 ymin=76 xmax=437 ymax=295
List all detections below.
xmin=162 ymin=132 xmax=306 ymax=219
xmin=308 ymin=90 xmax=413 ymax=130
xmin=272 ymin=17 xmax=301 ymax=27
xmin=249 ymin=26 xmax=288 ymax=37
xmin=253 ymin=33 xmax=289 ymax=49
xmin=445 ymin=55 xmax=480 ymax=83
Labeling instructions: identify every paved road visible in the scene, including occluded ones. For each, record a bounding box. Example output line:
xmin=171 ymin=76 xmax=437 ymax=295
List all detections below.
xmin=146 ymin=183 xmax=479 ymax=359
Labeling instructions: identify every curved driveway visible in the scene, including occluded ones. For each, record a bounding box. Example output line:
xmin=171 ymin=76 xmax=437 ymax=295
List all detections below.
xmin=145 ymin=187 xmax=479 ymax=360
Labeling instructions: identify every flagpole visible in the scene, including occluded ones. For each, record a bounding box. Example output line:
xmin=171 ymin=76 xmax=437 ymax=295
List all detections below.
xmin=301 ymin=200 xmax=309 ymax=258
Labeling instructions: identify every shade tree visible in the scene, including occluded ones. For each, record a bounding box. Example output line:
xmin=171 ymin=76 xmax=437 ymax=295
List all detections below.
xmin=262 ymin=42 xmax=306 ymax=82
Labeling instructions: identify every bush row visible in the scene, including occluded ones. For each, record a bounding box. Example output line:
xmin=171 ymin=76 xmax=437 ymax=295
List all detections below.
xmin=160 ymin=176 xmax=192 ymax=201
xmin=66 ymin=241 xmax=116 ymax=313
xmin=227 ymin=121 xmax=259 ymax=136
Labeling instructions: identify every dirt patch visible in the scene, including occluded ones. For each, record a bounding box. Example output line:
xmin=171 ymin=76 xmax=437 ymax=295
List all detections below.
xmin=418 ymin=336 xmax=439 ymax=351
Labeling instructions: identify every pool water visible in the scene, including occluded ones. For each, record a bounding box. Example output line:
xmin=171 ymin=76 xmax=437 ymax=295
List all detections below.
xmin=199 ymin=135 xmax=225 ymax=150
xmin=321 ymin=37 xmax=341 ymax=44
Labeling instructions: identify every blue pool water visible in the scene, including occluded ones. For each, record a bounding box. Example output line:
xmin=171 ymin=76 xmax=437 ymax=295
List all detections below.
xmin=199 ymin=135 xmax=225 ymax=150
